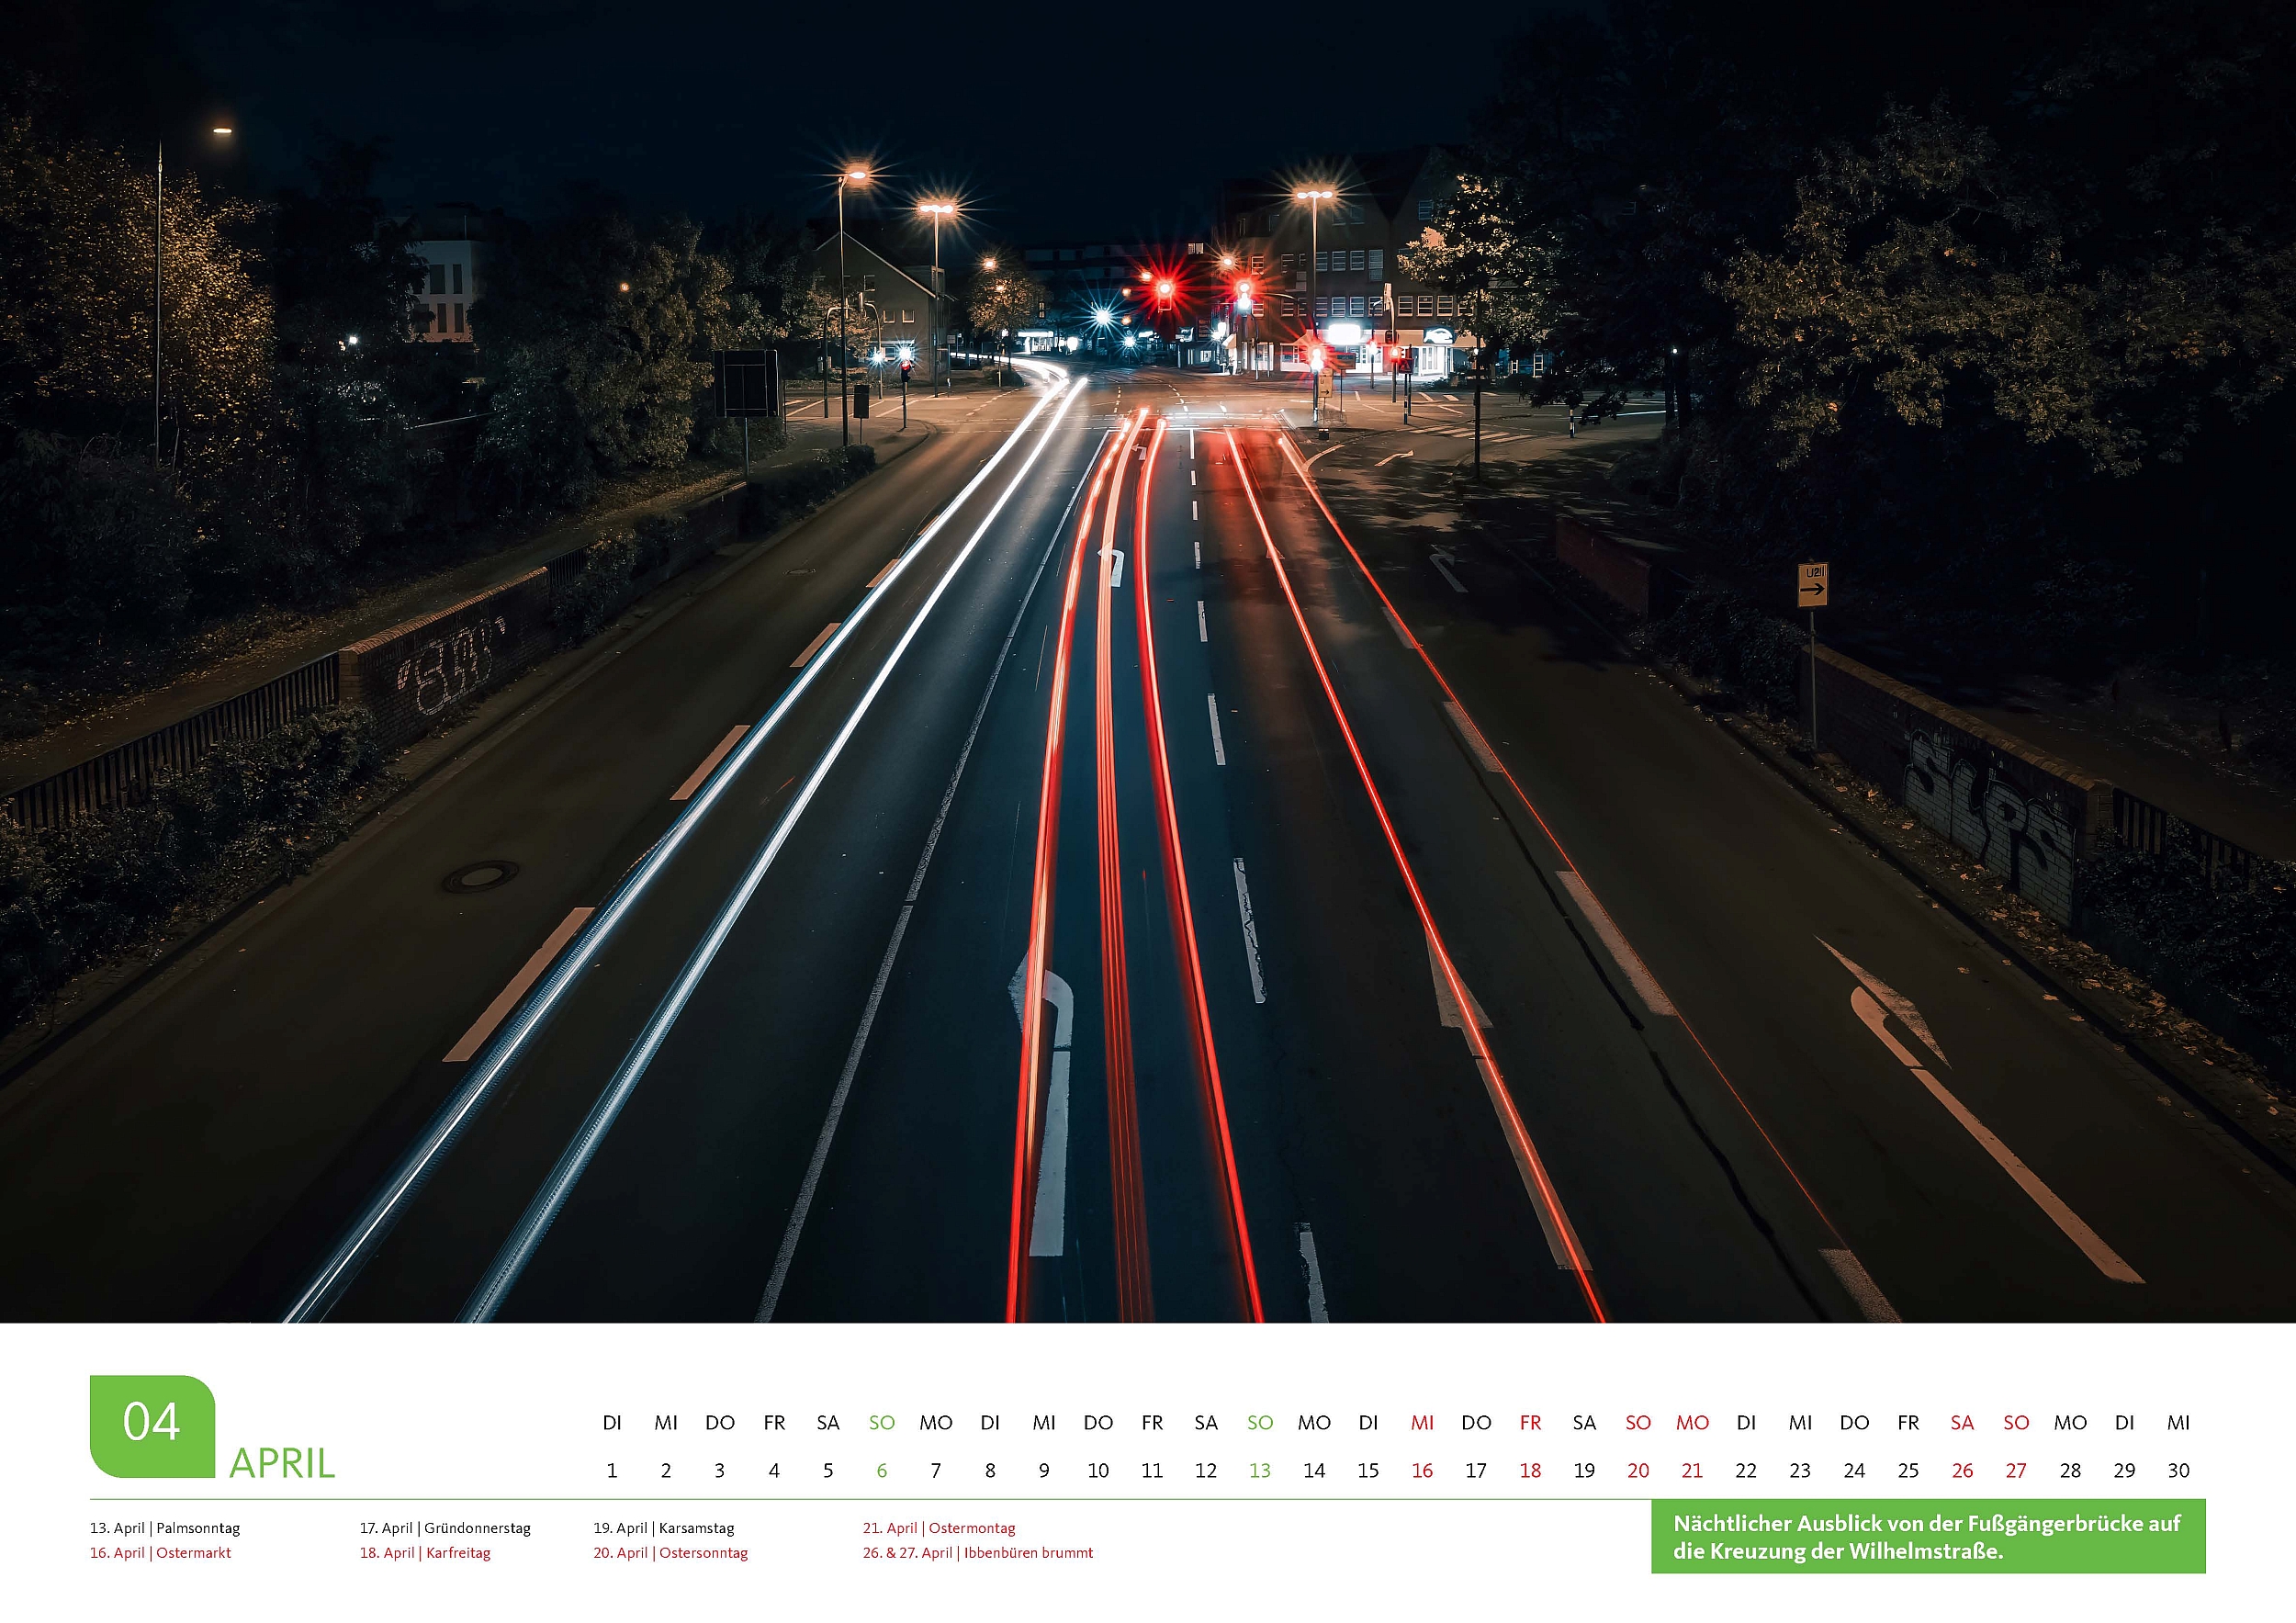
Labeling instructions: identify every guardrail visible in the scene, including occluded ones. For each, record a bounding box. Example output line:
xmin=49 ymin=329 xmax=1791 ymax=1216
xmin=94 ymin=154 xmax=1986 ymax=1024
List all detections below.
xmin=2 ymin=654 xmax=341 ymax=831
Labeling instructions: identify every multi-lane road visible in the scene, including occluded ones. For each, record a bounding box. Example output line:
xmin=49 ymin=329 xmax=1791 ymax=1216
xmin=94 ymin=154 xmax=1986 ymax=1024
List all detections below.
xmin=6 ymin=365 xmax=2294 ymax=1324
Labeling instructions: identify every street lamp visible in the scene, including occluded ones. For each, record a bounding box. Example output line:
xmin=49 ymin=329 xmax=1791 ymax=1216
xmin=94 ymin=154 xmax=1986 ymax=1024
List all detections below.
xmin=836 ymin=165 xmax=872 ymax=446
xmin=155 ymin=123 xmax=235 ymax=469
xmin=1294 ymin=186 xmax=1335 ymax=433
xmin=917 ymin=198 xmax=956 ymax=389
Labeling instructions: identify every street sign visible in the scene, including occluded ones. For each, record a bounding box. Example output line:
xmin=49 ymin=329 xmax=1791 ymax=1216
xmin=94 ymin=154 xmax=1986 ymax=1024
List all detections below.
xmin=853 ymin=383 xmax=870 ymax=420
xmin=714 ymin=349 xmax=781 ymax=419
xmin=1798 ymin=561 xmax=1829 ymax=607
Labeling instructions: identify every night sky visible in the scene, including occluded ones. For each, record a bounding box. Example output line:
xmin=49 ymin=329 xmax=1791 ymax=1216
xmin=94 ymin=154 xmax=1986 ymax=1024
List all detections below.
xmin=176 ymin=0 xmax=1540 ymax=244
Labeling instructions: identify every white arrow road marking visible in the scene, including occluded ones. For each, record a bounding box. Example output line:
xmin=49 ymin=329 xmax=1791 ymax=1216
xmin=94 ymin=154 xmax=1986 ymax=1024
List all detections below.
xmin=1846 ymin=985 xmax=2142 ymax=1284
xmin=1428 ymin=934 xmax=1491 ymax=1029
xmin=1232 ymin=858 xmax=1266 ymax=1004
xmin=1374 ymin=451 xmax=1415 ymax=468
xmin=1101 ymin=548 xmax=1126 ymax=590
xmin=1008 ymin=960 xmax=1076 ymax=1257
xmin=1821 ymin=939 xmax=1949 ymax=1065
xmin=1428 ymin=548 xmax=1468 ymax=593
xmin=1558 ymin=872 xmax=1675 ymax=1017
xmin=1296 ymin=1222 xmax=1331 ymax=1323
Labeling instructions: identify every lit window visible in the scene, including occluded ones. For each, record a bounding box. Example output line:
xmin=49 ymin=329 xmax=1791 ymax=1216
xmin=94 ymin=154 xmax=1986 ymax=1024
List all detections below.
xmin=1349 ymin=295 xmax=1366 ymax=317
xmin=1348 ymin=249 xmax=1366 ymax=272
xmin=1436 ymin=294 xmax=1455 ymax=316
xmin=1314 ymin=297 xmax=1328 ymax=317
xmin=1314 ymin=251 xmax=1328 ymax=273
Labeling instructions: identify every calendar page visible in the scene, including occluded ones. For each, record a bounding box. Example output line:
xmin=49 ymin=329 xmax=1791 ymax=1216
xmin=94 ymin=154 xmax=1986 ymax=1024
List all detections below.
xmin=6 ymin=1323 xmax=2265 ymax=1619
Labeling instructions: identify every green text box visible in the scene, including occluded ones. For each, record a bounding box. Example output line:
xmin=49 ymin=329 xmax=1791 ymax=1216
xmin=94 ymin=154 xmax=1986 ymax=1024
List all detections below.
xmin=1653 ymin=1499 xmax=2204 ymax=1574
xmin=89 ymin=1376 xmax=217 ymax=1479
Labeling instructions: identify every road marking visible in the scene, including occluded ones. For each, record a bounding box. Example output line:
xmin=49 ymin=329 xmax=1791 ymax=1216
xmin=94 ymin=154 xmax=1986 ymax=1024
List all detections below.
xmin=1297 ymin=1223 xmax=1331 ymax=1322
xmin=1428 ymin=548 xmax=1468 ymax=593
xmin=1427 ymin=934 xmax=1491 ymax=1029
xmin=1848 ymin=986 xmax=2142 ymax=1283
xmin=752 ymin=416 xmax=1111 ymax=1324
xmin=1198 ymin=601 xmax=1208 ymax=641
xmin=1007 ymin=963 xmax=1077 ymax=1257
xmin=1558 ymin=871 xmax=1676 ymax=1017
xmin=863 ymin=556 xmax=900 ymax=589
xmin=670 ymin=724 xmax=750 ymax=801
xmin=1821 ymin=939 xmax=1949 ymax=1065
xmin=1101 ymin=547 xmax=1127 ymax=590
xmin=1232 ymin=427 xmax=1602 ymax=1308
xmin=1375 ymin=451 xmax=1414 ymax=467
xmin=1190 ymin=468 xmax=1197 ymax=485
xmin=444 ymin=908 xmax=595 ymax=1063
xmin=1192 ymin=500 xmax=1199 ymax=521
xmin=1819 ymin=1247 xmax=1903 ymax=1323
xmin=1303 ymin=443 xmax=1345 ymax=468
xmin=1232 ymin=858 xmax=1266 ymax=1003
xmin=1189 ymin=430 xmax=1196 ymax=458
xmin=1381 ymin=604 xmax=1417 ymax=648
xmin=791 ymin=621 xmax=840 ymax=667
xmin=1443 ymin=700 xmax=1502 ymax=772
xmin=1207 ymin=694 xmax=1226 ymax=764
xmin=1194 ymin=540 xmax=1201 ymax=569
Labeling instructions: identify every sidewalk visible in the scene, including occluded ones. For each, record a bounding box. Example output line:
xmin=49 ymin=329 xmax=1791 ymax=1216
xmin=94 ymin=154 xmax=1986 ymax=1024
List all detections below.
xmin=0 ymin=413 xmax=934 ymax=799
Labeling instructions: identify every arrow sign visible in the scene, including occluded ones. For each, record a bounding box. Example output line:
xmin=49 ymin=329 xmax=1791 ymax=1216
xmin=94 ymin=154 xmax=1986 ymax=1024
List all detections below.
xmin=1797 ymin=561 xmax=1829 ymax=608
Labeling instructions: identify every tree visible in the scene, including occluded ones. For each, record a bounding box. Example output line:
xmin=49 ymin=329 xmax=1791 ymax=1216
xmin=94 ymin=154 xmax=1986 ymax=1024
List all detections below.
xmin=964 ymin=249 xmax=1045 ymax=362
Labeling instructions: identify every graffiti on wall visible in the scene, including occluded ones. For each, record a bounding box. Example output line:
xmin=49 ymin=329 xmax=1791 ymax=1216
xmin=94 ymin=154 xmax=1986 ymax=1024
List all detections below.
xmin=1902 ymin=727 xmax=2078 ymax=919
xmin=396 ymin=614 xmax=509 ymax=716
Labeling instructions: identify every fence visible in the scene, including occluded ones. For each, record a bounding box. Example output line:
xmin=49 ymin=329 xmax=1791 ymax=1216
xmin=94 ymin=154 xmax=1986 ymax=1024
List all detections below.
xmin=2 ymin=654 xmax=341 ymax=831
xmin=2112 ymin=786 xmax=2260 ymax=891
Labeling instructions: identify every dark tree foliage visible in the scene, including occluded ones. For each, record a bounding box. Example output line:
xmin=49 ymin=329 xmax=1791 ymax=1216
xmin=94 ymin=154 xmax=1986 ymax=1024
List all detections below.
xmin=1436 ymin=0 xmax=2296 ymax=669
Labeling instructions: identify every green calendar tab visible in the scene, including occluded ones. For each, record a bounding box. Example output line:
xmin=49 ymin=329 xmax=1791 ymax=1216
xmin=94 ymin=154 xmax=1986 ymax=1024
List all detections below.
xmin=88 ymin=1376 xmax=216 ymax=1480
xmin=1653 ymin=1499 xmax=2205 ymax=1573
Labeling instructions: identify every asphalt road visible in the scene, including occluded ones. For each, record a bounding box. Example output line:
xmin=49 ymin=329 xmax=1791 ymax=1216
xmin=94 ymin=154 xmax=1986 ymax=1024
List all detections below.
xmin=5 ymin=365 xmax=2294 ymax=1324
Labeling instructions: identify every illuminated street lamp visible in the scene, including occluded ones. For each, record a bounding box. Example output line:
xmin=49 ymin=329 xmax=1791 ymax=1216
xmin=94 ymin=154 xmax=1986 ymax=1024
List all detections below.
xmin=836 ymin=164 xmax=872 ymax=446
xmin=1294 ymin=186 xmax=1336 ymax=433
xmin=154 ymin=123 xmax=235 ymax=469
xmin=917 ymin=198 xmax=956 ymax=388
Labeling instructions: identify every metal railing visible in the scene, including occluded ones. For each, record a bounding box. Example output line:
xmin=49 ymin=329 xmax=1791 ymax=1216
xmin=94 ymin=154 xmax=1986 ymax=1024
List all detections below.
xmin=2 ymin=653 xmax=340 ymax=831
xmin=2111 ymin=786 xmax=2259 ymax=891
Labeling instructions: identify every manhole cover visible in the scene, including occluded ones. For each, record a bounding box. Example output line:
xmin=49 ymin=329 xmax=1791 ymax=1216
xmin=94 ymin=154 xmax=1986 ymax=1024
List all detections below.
xmin=442 ymin=860 xmax=521 ymax=895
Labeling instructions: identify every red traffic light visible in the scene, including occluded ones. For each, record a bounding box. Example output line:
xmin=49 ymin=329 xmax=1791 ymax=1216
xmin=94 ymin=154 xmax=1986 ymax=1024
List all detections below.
xmin=1235 ymin=280 xmax=1253 ymax=298
xmin=899 ymin=359 xmax=914 ymax=376
xmin=1156 ymin=279 xmax=1176 ymax=299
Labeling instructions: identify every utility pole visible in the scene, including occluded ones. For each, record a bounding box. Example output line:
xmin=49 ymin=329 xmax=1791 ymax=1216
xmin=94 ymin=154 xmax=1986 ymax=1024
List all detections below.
xmin=837 ymin=167 xmax=871 ymax=448
xmin=153 ymin=141 xmax=163 ymax=469
xmin=1296 ymin=187 xmax=1333 ymax=434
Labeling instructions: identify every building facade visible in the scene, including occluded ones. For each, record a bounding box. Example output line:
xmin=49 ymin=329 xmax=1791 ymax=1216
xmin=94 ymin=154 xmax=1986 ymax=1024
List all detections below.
xmin=806 ymin=234 xmax=943 ymax=378
xmin=404 ymin=203 xmax=501 ymax=344
xmin=1218 ymin=148 xmax=1473 ymax=378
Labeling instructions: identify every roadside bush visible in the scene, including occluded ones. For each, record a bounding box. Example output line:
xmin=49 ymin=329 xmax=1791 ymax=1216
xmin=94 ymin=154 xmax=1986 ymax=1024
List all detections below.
xmin=745 ymin=445 xmax=875 ymax=533
xmin=550 ymin=532 xmax=640 ymax=643
xmin=0 ymin=705 xmax=385 ymax=1031
xmin=1636 ymin=584 xmax=1807 ymax=715
xmin=2082 ymin=832 xmax=2296 ymax=1074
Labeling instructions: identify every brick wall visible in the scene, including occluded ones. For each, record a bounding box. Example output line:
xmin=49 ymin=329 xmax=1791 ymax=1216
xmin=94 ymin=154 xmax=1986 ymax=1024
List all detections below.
xmin=340 ymin=569 xmax=555 ymax=753
xmin=1801 ymin=645 xmax=2110 ymax=926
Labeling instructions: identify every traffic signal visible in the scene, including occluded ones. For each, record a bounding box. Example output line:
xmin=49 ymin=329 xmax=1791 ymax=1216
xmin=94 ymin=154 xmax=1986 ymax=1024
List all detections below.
xmin=899 ymin=359 xmax=913 ymax=378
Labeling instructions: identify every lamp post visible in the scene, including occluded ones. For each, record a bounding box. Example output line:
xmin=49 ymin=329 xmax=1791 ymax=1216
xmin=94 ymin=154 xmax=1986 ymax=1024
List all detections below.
xmin=837 ymin=165 xmax=871 ymax=447
xmin=917 ymin=199 xmax=955 ymax=392
xmin=154 ymin=125 xmax=236 ymax=470
xmin=1294 ymin=187 xmax=1334 ymax=433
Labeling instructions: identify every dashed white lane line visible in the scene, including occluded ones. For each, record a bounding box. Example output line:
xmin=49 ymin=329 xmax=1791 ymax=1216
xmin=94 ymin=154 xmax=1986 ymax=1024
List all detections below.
xmin=1847 ymin=983 xmax=2142 ymax=1284
xmin=1198 ymin=601 xmax=1209 ymax=642
xmin=1557 ymin=871 xmax=1676 ymax=1017
xmin=1296 ymin=1223 xmax=1331 ymax=1322
xmin=791 ymin=621 xmax=840 ymax=667
xmin=445 ymin=908 xmax=595 ymax=1063
xmin=670 ymin=724 xmax=750 ymax=802
xmin=1819 ymin=1247 xmax=1903 ymax=1322
xmin=1191 ymin=468 xmax=1197 ymax=485
xmin=1381 ymin=604 xmax=1417 ymax=648
xmin=1232 ymin=858 xmax=1267 ymax=1004
xmin=1207 ymin=694 xmax=1227 ymax=765
xmin=1443 ymin=700 xmax=1502 ymax=772
xmin=864 ymin=556 xmax=900 ymax=589
xmin=1192 ymin=499 xmax=1199 ymax=521
xmin=1008 ymin=962 xmax=1077 ymax=1258
xmin=1194 ymin=540 xmax=1201 ymax=569
xmin=1427 ymin=935 xmax=1492 ymax=1030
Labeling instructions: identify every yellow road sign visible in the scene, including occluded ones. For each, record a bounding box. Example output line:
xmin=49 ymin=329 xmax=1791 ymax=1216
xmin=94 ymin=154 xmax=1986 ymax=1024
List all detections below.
xmin=1798 ymin=561 xmax=1829 ymax=608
